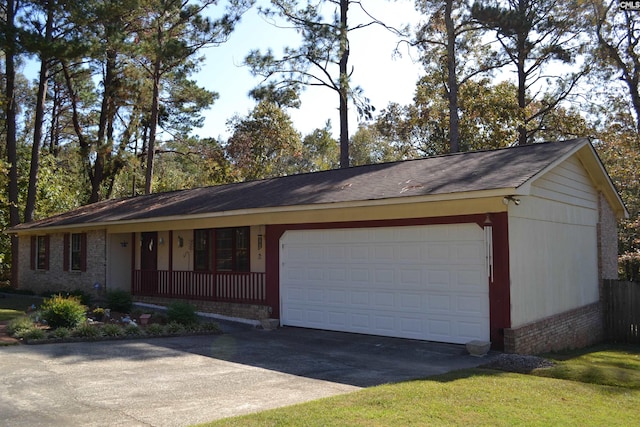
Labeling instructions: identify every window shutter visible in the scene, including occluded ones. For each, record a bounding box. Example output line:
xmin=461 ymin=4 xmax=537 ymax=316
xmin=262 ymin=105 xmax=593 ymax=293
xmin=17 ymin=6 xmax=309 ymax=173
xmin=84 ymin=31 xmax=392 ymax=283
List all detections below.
xmin=63 ymin=233 xmax=70 ymax=272
xmin=44 ymin=235 xmax=50 ymax=271
xmin=81 ymin=233 xmax=87 ymax=272
xmin=30 ymin=236 xmax=36 ymax=270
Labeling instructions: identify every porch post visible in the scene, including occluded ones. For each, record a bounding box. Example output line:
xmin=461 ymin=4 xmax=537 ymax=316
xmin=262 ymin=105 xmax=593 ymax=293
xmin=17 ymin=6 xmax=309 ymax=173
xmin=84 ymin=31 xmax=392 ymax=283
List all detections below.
xmin=265 ymin=225 xmax=286 ymax=319
xmin=489 ymin=212 xmax=511 ymax=351
xmin=169 ymin=230 xmax=173 ymax=296
xmin=130 ymin=232 xmax=136 ymax=293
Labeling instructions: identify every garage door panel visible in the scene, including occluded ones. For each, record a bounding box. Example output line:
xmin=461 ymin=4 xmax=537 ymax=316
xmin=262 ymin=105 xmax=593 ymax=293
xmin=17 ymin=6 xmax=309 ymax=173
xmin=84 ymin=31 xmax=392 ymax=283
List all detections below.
xmin=350 ymin=268 xmax=370 ymax=282
xmin=399 ymin=293 xmax=422 ymax=310
xmin=351 ymin=291 xmax=370 ymax=305
xmin=457 ymin=294 xmax=489 ymax=315
xmin=350 ymin=246 xmax=370 ymax=260
xmin=426 ymin=270 xmax=452 ymax=288
xmin=427 ymin=318 xmax=453 ymax=339
xmin=428 ymin=294 xmax=452 ymax=311
xmin=327 ymin=311 xmax=346 ymax=327
xmin=457 ymin=321 xmax=487 ymax=342
xmin=457 ymin=269 xmax=488 ymax=289
xmin=399 ymin=269 xmax=422 ymax=285
xmin=281 ymin=224 xmax=489 ymax=343
xmin=373 ymin=292 xmax=395 ymax=309
xmin=374 ymin=269 xmax=395 ymax=283
xmin=374 ymin=315 xmax=395 ymax=332
xmin=326 ymin=289 xmax=347 ymax=304
xmin=397 ymin=244 xmax=424 ymax=261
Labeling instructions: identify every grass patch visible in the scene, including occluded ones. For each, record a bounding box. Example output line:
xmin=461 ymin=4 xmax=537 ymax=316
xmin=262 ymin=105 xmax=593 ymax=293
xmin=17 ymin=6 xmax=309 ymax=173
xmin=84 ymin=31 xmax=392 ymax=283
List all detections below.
xmin=198 ymin=344 xmax=640 ymax=427
xmin=536 ymin=344 xmax=640 ymax=389
xmin=0 ymin=294 xmax=42 ymax=313
xmin=0 ymin=308 xmax=25 ymax=322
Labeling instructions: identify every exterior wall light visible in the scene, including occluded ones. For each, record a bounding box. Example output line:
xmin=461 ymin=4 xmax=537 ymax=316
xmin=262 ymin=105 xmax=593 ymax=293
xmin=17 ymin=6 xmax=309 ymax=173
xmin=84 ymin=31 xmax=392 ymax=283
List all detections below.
xmin=502 ymin=195 xmax=521 ymax=205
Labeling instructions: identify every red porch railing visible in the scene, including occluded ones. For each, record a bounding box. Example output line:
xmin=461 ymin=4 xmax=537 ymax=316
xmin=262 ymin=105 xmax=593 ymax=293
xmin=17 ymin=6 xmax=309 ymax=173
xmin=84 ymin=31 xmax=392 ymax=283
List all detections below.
xmin=132 ymin=270 xmax=266 ymax=303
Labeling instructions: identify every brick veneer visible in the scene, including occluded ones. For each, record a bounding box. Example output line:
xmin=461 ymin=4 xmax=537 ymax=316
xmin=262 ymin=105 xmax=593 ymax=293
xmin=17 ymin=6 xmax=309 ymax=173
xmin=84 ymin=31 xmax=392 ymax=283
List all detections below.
xmin=134 ymin=296 xmax=272 ymax=320
xmin=18 ymin=230 xmax=107 ymax=296
xmin=504 ymin=302 xmax=603 ymax=354
xmin=598 ymin=193 xmax=619 ymax=281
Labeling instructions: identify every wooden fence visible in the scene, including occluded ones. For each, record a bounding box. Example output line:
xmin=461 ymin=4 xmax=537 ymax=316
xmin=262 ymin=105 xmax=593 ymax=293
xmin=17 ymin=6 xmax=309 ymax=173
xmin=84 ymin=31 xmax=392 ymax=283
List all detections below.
xmin=602 ymin=279 xmax=640 ymax=344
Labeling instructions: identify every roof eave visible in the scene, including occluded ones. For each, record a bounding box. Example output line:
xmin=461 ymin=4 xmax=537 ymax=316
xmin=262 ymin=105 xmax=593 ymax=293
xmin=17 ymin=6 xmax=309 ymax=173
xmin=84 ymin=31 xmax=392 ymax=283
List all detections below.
xmin=7 ymin=188 xmax=517 ymax=235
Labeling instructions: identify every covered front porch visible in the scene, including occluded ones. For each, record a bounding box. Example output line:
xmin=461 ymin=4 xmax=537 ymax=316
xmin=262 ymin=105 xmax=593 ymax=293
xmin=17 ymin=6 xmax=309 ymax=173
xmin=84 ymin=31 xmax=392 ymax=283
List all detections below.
xmin=108 ymin=225 xmax=269 ymax=312
xmin=132 ymin=269 xmax=266 ymax=303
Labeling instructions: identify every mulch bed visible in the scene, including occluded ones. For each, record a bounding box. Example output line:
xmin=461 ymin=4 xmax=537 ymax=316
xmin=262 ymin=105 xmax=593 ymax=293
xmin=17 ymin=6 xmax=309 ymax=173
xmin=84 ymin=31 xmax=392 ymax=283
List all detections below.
xmin=0 ymin=322 xmax=20 ymax=345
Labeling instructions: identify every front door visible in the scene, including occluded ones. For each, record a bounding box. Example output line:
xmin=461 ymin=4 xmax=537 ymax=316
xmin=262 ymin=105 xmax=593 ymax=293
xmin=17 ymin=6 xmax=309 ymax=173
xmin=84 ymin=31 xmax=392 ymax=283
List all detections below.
xmin=140 ymin=232 xmax=158 ymax=293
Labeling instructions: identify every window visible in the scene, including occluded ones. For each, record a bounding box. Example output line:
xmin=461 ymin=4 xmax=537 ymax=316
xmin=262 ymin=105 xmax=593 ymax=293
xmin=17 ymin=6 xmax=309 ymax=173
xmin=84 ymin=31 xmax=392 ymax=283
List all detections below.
xmin=63 ymin=233 xmax=86 ymax=272
xmin=216 ymin=227 xmax=249 ymax=272
xmin=194 ymin=229 xmax=211 ymax=271
xmin=30 ymin=235 xmax=49 ymax=270
xmin=71 ymin=234 xmax=82 ymax=271
xmin=193 ymin=227 xmax=249 ymax=272
xmin=36 ymin=236 xmax=48 ymax=270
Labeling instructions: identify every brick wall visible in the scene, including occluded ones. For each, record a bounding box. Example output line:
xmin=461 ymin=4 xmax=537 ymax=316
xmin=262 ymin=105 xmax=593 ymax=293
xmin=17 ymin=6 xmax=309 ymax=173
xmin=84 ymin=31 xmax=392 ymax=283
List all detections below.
xmin=504 ymin=302 xmax=603 ymax=354
xmin=598 ymin=193 xmax=619 ymax=281
xmin=18 ymin=230 xmax=107 ymax=297
xmin=134 ymin=296 xmax=272 ymax=320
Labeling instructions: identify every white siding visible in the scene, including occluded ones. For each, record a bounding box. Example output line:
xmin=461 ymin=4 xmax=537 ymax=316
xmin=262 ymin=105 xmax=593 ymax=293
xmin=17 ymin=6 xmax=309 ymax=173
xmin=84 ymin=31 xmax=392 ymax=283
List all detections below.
xmin=509 ymin=157 xmax=599 ymax=328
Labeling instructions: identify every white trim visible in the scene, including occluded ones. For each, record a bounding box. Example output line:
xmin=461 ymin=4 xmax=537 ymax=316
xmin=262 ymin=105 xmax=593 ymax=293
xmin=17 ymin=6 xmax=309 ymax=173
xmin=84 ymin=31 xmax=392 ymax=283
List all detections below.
xmin=11 ymin=188 xmax=516 ymax=234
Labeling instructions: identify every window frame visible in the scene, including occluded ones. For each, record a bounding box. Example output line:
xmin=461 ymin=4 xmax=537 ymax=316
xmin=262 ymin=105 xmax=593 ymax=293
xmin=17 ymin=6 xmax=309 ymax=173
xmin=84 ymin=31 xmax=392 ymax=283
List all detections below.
xmin=215 ymin=227 xmax=250 ymax=272
xmin=193 ymin=227 xmax=250 ymax=273
xmin=63 ymin=233 xmax=87 ymax=272
xmin=193 ymin=229 xmax=211 ymax=272
xmin=31 ymin=235 xmax=49 ymax=271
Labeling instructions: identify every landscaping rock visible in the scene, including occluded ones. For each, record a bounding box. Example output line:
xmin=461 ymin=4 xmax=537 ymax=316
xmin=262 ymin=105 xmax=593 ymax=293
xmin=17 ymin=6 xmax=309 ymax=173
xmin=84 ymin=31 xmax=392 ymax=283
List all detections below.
xmin=482 ymin=353 xmax=555 ymax=373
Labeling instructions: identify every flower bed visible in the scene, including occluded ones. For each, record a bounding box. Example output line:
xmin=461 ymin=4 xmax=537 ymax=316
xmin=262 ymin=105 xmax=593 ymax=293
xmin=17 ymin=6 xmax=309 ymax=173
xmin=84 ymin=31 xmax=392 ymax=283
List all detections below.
xmin=6 ymin=295 xmax=222 ymax=345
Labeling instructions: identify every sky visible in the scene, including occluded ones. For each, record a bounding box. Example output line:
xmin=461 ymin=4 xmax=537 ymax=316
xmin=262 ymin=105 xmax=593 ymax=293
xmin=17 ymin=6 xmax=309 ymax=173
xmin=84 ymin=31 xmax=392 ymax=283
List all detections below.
xmin=193 ymin=0 xmax=424 ymax=140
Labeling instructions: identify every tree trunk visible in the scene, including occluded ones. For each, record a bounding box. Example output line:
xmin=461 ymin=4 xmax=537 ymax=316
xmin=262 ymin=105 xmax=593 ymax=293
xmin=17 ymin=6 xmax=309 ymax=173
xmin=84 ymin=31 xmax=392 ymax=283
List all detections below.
xmin=5 ymin=0 xmax=20 ymax=286
xmin=25 ymin=0 xmax=55 ymax=223
xmin=145 ymin=58 xmax=162 ymax=194
xmin=445 ymin=0 xmax=459 ymax=153
xmin=338 ymin=0 xmax=350 ymax=168
xmin=516 ymin=0 xmax=528 ymax=146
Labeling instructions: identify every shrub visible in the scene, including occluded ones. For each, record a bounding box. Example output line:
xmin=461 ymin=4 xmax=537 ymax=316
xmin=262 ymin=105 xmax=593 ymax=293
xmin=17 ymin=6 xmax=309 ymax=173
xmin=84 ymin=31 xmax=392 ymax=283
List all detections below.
xmin=7 ymin=316 xmax=36 ymax=336
xmin=91 ymin=307 xmax=106 ymax=321
xmin=72 ymin=322 xmax=102 ymax=338
xmin=123 ymin=323 xmax=143 ymax=336
xmin=106 ymin=290 xmax=133 ymax=313
xmin=101 ymin=323 xmax=124 ymax=337
xmin=152 ymin=312 xmax=168 ymax=325
xmin=165 ymin=321 xmax=185 ymax=334
xmin=41 ymin=294 xmax=87 ymax=329
xmin=145 ymin=323 xmax=165 ymax=336
xmin=15 ymin=327 xmax=46 ymax=340
xmin=67 ymin=289 xmax=92 ymax=306
xmin=52 ymin=327 xmax=71 ymax=339
xmin=166 ymin=301 xmax=198 ymax=325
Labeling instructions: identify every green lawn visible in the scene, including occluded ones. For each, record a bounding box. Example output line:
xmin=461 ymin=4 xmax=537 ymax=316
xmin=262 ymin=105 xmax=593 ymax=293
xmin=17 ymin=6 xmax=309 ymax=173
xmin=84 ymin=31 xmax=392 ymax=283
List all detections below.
xmin=198 ymin=344 xmax=640 ymax=427
xmin=0 ymin=294 xmax=41 ymax=321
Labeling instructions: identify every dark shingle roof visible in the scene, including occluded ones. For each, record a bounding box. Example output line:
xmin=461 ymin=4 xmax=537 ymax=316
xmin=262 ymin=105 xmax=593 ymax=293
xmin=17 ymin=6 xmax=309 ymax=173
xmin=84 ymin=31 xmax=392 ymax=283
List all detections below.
xmin=11 ymin=139 xmax=588 ymax=231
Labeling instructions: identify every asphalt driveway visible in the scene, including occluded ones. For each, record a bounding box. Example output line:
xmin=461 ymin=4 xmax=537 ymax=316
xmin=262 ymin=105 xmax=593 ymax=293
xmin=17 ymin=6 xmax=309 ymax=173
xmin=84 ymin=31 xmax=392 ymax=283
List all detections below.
xmin=0 ymin=322 xmax=496 ymax=427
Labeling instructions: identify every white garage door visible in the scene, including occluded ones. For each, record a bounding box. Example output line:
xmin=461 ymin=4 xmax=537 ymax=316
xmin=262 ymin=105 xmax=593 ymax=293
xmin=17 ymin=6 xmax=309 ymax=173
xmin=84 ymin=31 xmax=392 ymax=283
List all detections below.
xmin=280 ymin=224 xmax=490 ymax=344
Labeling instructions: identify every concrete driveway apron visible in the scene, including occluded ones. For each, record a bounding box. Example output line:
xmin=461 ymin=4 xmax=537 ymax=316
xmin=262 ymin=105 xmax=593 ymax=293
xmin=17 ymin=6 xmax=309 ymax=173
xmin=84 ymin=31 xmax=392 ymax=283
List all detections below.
xmin=0 ymin=323 xmax=495 ymax=427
